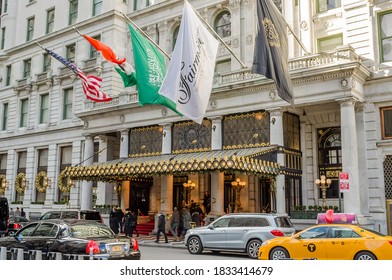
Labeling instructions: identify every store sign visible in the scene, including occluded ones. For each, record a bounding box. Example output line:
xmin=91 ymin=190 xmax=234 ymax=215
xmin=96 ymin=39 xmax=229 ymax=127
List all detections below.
xmin=339 ymin=172 xmax=350 ymax=192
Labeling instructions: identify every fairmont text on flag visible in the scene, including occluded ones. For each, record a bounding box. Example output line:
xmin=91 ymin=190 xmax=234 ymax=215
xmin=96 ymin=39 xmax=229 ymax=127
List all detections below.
xmin=159 ymin=0 xmax=219 ymax=124
xmin=251 ymin=0 xmax=293 ymax=104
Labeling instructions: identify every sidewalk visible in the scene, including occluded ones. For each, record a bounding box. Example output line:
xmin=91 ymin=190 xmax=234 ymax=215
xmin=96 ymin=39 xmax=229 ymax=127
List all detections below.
xmin=134 ymin=234 xmax=186 ymax=249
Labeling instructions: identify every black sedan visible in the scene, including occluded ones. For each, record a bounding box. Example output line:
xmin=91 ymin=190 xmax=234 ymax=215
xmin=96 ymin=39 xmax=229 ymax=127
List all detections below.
xmin=0 ymin=219 xmax=140 ymax=260
xmin=7 ymin=215 xmax=29 ymax=236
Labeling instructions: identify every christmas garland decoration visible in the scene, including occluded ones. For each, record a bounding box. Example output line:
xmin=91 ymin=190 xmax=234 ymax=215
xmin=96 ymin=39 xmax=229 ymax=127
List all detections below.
xmin=58 ymin=170 xmax=71 ymax=193
xmin=0 ymin=174 xmax=6 ymax=195
xmin=15 ymin=172 xmax=26 ymax=194
xmin=35 ymin=171 xmax=48 ymax=193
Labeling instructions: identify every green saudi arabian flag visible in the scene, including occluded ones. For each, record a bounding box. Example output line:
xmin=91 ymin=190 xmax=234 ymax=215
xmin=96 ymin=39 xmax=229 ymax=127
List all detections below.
xmin=128 ymin=23 xmax=181 ymax=115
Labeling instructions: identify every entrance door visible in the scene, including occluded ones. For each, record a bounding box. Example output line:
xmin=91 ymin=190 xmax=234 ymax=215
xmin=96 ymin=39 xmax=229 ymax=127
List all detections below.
xmin=129 ymin=184 xmax=150 ymax=216
xmin=260 ymin=179 xmax=272 ymax=213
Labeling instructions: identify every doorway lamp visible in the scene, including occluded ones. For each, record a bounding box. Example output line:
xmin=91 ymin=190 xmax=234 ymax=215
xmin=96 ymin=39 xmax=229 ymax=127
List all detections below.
xmin=315 ymin=175 xmax=332 ymax=208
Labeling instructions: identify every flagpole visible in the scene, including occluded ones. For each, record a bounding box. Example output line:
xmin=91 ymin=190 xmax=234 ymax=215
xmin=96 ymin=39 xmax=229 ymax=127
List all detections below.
xmin=120 ymin=11 xmax=171 ymax=60
xmin=72 ymin=27 xmax=84 ymax=37
xmin=189 ymin=5 xmax=247 ymax=69
xmin=267 ymin=0 xmax=310 ymax=55
xmin=34 ymin=41 xmax=45 ymax=50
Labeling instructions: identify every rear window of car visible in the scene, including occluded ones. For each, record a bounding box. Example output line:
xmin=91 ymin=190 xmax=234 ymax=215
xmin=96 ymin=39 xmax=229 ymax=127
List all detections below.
xmin=275 ymin=217 xmax=293 ymax=228
xmin=69 ymin=224 xmax=113 ymax=238
xmin=81 ymin=212 xmax=101 ymax=221
xmin=61 ymin=211 xmax=78 ymax=219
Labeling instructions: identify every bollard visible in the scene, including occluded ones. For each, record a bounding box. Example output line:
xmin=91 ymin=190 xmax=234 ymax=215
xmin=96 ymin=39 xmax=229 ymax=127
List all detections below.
xmin=16 ymin=248 xmax=24 ymax=260
xmin=0 ymin=247 xmax=7 ymax=260
xmin=29 ymin=250 xmax=43 ymax=260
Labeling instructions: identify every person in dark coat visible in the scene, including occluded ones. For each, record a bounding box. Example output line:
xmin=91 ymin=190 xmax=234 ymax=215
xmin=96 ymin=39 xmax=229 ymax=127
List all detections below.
xmin=131 ymin=211 xmax=139 ymax=237
xmin=203 ymin=191 xmax=211 ymax=214
xmin=123 ymin=208 xmax=134 ymax=237
xmin=117 ymin=208 xmax=125 ymax=234
xmin=109 ymin=206 xmax=119 ymax=234
xmin=155 ymin=212 xmax=168 ymax=243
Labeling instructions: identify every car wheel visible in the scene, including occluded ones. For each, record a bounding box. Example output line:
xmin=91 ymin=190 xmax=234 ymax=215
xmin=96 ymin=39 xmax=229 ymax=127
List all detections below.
xmin=246 ymin=239 xmax=262 ymax=259
xmin=354 ymin=251 xmax=377 ymax=260
xmin=187 ymin=236 xmax=203 ymax=254
xmin=269 ymin=247 xmax=290 ymax=260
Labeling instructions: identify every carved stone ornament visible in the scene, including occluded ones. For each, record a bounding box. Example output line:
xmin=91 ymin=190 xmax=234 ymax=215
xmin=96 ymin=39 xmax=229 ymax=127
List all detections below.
xmin=120 ymin=115 xmax=125 ymax=123
xmin=300 ymin=20 xmax=308 ymax=31
xmin=83 ymin=121 xmax=89 ymax=129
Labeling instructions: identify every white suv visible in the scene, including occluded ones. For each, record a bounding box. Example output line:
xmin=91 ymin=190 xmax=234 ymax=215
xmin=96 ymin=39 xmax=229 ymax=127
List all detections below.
xmin=185 ymin=213 xmax=295 ymax=258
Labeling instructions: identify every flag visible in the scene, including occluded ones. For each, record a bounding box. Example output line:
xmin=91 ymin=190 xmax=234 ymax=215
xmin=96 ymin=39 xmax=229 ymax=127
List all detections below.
xmin=159 ymin=0 xmax=219 ymax=124
xmin=43 ymin=47 xmax=112 ymax=102
xmin=82 ymin=34 xmax=137 ymax=88
xmin=128 ymin=23 xmax=180 ymax=115
xmin=251 ymin=0 xmax=293 ymax=104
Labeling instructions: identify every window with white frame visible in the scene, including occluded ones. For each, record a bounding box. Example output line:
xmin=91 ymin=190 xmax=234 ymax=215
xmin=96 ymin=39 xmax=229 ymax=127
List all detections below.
xmin=59 ymin=146 xmax=72 ymax=203
xmin=5 ymin=65 xmax=12 ymax=86
xmin=46 ymin=8 xmax=55 ymax=34
xmin=23 ymin=59 xmax=32 ymax=78
xmin=2 ymin=103 xmax=8 ymax=131
xmin=36 ymin=149 xmax=49 ymax=203
xmin=66 ymin=44 xmax=76 ymax=62
xmin=215 ymin=11 xmax=231 ymax=38
xmin=63 ymin=88 xmax=73 ymax=120
xmin=379 ymin=11 xmax=392 ymax=63
xmin=1 ymin=27 xmax=5 ymax=50
xmin=39 ymin=94 xmax=49 ymax=124
xmin=317 ymin=34 xmax=343 ymax=53
xmin=26 ymin=17 xmax=35 ymax=42
xmin=317 ymin=0 xmax=341 ymax=13
xmin=43 ymin=53 xmax=51 ymax=72
xmin=20 ymin=99 xmax=29 ymax=128
xmin=69 ymin=0 xmax=78 ymax=25
xmin=92 ymin=0 xmax=103 ymax=16
xmin=90 ymin=35 xmax=101 ymax=58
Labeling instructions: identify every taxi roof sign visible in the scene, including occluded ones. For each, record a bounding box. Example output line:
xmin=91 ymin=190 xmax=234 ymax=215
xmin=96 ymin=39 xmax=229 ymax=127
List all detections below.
xmin=317 ymin=212 xmax=358 ymax=224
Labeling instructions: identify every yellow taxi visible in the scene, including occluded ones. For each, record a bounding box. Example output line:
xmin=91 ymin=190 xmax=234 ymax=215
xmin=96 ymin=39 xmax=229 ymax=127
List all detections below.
xmin=258 ymin=223 xmax=392 ymax=260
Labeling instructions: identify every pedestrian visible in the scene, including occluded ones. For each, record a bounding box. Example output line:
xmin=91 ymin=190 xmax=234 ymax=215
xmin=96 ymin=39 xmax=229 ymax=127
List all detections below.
xmin=203 ymin=191 xmax=211 ymax=214
xmin=117 ymin=207 xmax=125 ymax=234
xmin=109 ymin=205 xmax=119 ymax=234
xmin=123 ymin=208 xmax=134 ymax=237
xmin=9 ymin=208 xmax=14 ymax=216
xmin=191 ymin=204 xmax=203 ymax=227
xmin=15 ymin=207 xmax=21 ymax=216
xmin=169 ymin=207 xmax=180 ymax=241
xmin=155 ymin=212 xmax=168 ymax=243
xmin=131 ymin=211 xmax=139 ymax=237
xmin=180 ymin=207 xmax=192 ymax=239
xmin=20 ymin=208 xmax=26 ymax=217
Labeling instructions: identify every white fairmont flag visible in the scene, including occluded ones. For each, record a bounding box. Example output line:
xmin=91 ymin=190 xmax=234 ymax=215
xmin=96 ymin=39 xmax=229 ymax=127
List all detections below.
xmin=159 ymin=0 xmax=219 ymax=124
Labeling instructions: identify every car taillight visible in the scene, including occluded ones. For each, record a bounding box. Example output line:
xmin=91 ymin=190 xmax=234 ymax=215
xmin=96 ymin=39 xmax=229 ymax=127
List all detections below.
xmin=270 ymin=229 xmax=284 ymax=237
xmin=13 ymin=223 xmax=21 ymax=229
xmin=388 ymin=241 xmax=392 ymax=246
xmin=131 ymin=238 xmax=139 ymax=251
xmin=86 ymin=240 xmax=100 ymax=254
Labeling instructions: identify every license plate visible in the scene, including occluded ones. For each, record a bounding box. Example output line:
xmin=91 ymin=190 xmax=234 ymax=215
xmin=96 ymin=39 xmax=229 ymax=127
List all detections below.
xmin=111 ymin=245 xmax=122 ymax=252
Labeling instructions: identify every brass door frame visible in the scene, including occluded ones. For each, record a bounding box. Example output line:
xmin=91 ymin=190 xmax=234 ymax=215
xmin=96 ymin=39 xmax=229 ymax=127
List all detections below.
xmin=387 ymin=200 xmax=392 ymax=235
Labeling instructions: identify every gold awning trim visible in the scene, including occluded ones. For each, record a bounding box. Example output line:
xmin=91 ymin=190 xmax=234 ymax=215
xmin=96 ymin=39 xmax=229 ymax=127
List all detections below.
xmin=63 ymin=146 xmax=280 ymax=182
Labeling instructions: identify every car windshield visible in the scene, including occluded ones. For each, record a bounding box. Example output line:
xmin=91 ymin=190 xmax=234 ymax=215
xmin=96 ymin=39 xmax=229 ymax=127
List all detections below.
xmin=69 ymin=224 xmax=114 ymax=238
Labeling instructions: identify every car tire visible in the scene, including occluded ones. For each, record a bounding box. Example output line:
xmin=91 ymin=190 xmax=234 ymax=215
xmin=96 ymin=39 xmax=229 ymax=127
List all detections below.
xmin=354 ymin=251 xmax=377 ymax=260
xmin=187 ymin=236 xmax=203 ymax=254
xmin=269 ymin=247 xmax=290 ymax=260
xmin=246 ymin=239 xmax=262 ymax=259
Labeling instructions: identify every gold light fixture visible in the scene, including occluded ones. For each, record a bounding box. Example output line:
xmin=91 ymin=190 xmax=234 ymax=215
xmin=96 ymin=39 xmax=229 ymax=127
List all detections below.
xmin=43 ymin=176 xmax=51 ymax=188
xmin=183 ymin=179 xmax=196 ymax=204
xmin=315 ymin=175 xmax=332 ymax=208
xmin=231 ymin=178 xmax=246 ymax=212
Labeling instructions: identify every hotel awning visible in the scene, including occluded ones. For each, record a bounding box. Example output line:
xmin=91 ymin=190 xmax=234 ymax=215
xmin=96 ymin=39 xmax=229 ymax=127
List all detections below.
xmin=63 ymin=146 xmax=280 ymax=182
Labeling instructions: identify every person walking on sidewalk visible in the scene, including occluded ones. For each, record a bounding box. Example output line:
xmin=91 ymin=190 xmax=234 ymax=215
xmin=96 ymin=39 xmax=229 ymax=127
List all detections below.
xmin=155 ymin=212 xmax=168 ymax=243
xmin=169 ymin=207 xmax=180 ymax=241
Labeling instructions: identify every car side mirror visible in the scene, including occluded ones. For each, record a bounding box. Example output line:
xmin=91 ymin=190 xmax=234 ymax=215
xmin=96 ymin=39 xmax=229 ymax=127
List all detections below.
xmin=208 ymin=224 xmax=214 ymax=230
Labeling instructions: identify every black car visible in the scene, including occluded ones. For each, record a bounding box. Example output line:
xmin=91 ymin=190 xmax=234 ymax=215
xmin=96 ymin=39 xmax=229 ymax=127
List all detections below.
xmin=0 ymin=197 xmax=9 ymax=237
xmin=0 ymin=219 xmax=141 ymax=260
xmin=39 ymin=210 xmax=103 ymax=223
xmin=7 ymin=215 xmax=29 ymax=236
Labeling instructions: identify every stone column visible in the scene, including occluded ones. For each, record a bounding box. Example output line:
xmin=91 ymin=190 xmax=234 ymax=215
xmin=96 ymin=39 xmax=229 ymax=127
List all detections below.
xmin=211 ymin=116 xmax=223 ymax=150
xmin=96 ymin=136 xmax=111 ymax=206
xmin=160 ymin=174 xmax=173 ymax=215
xmin=81 ymin=135 xmax=94 ymax=210
xmin=339 ymin=98 xmax=361 ymax=214
xmin=162 ymin=123 xmax=172 ymax=154
xmin=210 ymin=172 xmax=225 ymax=216
xmin=268 ymin=108 xmax=286 ymax=214
xmin=149 ymin=176 xmax=160 ymax=215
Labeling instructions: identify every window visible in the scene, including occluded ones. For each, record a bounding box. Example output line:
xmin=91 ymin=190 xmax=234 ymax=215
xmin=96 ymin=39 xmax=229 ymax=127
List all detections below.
xmin=1 ymin=27 xmax=5 ymax=50
xmin=20 ymin=99 xmax=29 ymax=128
xmin=318 ymin=34 xmax=343 ymax=52
xmin=2 ymin=103 xmax=9 ymax=131
xmin=133 ymin=0 xmax=138 ymax=11
xmin=283 ymin=112 xmax=300 ymax=150
xmin=0 ymin=154 xmax=7 ymax=169
xmin=379 ymin=11 xmax=392 ymax=63
xmin=3 ymin=0 xmax=8 ymax=13
xmin=46 ymin=8 xmax=55 ymax=34
xmin=43 ymin=53 xmax=51 ymax=72
xmin=59 ymin=146 xmax=72 ymax=203
xmin=69 ymin=0 xmax=78 ymax=25
xmin=26 ymin=17 xmax=35 ymax=42
xmin=172 ymin=26 xmax=179 ymax=51
xmin=299 ymin=226 xmax=329 ymax=239
xmin=5 ymin=65 xmax=12 ymax=86
xmin=66 ymin=44 xmax=76 ymax=62
xmin=38 ymin=149 xmax=48 ymax=168
xmin=63 ymin=88 xmax=73 ymax=120
xmin=92 ymin=0 xmax=103 ymax=16
xmin=212 ymin=217 xmax=230 ymax=228
xmin=317 ymin=0 xmax=341 ymax=13
xmin=39 ymin=94 xmax=49 ymax=124
xmin=23 ymin=59 xmax=32 ymax=78
xmin=381 ymin=107 xmax=392 ymax=139
xmin=215 ymin=59 xmax=231 ymax=73
xmin=215 ymin=11 xmax=231 ymax=38
xmin=90 ymin=35 xmax=101 ymax=58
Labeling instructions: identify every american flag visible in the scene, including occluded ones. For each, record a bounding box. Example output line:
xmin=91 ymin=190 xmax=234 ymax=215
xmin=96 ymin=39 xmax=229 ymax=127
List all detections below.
xmin=44 ymin=48 xmax=112 ymax=102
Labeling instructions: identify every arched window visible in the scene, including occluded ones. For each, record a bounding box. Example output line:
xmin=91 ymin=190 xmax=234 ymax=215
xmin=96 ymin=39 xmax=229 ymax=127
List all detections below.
xmin=172 ymin=26 xmax=180 ymax=51
xmin=214 ymin=11 xmax=231 ymax=38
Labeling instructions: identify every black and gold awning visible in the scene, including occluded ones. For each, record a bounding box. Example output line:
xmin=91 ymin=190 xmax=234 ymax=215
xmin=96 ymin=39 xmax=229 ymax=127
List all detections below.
xmin=63 ymin=146 xmax=280 ymax=182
